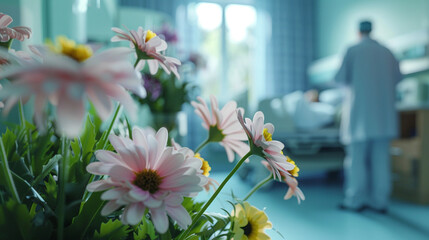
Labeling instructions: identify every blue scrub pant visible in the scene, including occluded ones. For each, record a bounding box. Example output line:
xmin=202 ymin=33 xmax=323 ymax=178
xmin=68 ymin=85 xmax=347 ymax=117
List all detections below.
xmin=343 ymin=139 xmax=391 ymax=209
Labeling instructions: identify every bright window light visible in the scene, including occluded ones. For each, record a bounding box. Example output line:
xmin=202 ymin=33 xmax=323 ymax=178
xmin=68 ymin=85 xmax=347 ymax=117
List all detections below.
xmin=196 ymin=3 xmax=222 ymax=31
xmin=226 ymin=4 xmax=256 ymax=42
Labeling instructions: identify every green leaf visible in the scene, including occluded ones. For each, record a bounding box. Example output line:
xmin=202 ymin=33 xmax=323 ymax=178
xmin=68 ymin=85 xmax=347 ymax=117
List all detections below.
xmin=93 ymin=219 xmax=131 ymax=240
xmin=30 ymin=127 xmax=55 ymax=176
xmin=184 ymin=235 xmax=200 ymax=240
xmin=88 ymin=102 xmax=103 ymax=137
xmin=78 ymin=115 xmax=97 ymax=166
xmin=69 ymin=116 xmax=97 ymax=182
xmin=193 ymin=212 xmax=232 ymax=239
xmin=70 ymin=115 xmax=96 ymax=166
xmin=1 ymin=128 xmax=19 ymax=163
xmin=160 ymin=231 xmax=172 ymax=240
xmin=182 ymin=197 xmax=204 ymax=214
xmin=64 ymin=191 xmax=106 ymax=240
xmin=95 ymin=130 xmax=114 ymax=152
xmin=0 ymin=136 xmax=21 ymax=203
xmin=0 ymin=199 xmax=34 ymax=240
xmin=133 ymin=215 xmax=157 ymax=240
xmin=44 ymin=174 xmax=57 ymax=209
xmin=32 ymin=155 xmax=61 ymax=187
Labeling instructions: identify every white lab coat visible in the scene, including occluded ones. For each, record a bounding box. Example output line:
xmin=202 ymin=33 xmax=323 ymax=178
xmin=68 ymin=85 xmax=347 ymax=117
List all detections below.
xmin=336 ymin=36 xmax=402 ymax=210
xmin=335 ymin=37 xmax=401 ymax=144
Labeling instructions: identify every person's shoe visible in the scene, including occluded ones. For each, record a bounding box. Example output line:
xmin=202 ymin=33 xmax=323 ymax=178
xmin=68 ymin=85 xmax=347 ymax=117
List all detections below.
xmin=367 ymin=206 xmax=388 ymax=214
xmin=337 ymin=203 xmax=366 ymax=213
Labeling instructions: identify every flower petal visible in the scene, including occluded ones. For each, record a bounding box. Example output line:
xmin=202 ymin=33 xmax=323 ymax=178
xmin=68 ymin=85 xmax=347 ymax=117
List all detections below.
xmin=166 ymin=205 xmax=191 ymax=229
xmin=123 ymin=203 xmax=145 ymax=225
xmin=101 ymin=200 xmax=122 ymax=216
xmin=0 ymin=13 xmax=13 ymax=27
xmin=150 ymin=207 xmax=169 ymax=233
xmin=86 ymin=180 xmax=113 ymax=192
xmin=56 ymin=94 xmax=85 ymax=138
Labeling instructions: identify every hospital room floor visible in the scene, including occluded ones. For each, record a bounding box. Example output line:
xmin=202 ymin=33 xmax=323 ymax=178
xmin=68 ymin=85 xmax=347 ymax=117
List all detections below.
xmin=197 ymin=171 xmax=429 ymax=240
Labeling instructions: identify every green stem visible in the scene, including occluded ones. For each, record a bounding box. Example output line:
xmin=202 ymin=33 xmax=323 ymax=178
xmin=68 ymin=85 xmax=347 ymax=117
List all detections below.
xmin=133 ymin=58 xmax=140 ymax=68
xmin=194 ymin=138 xmax=210 ymax=154
xmin=178 ymin=151 xmax=253 ymax=240
xmin=0 ymin=138 xmax=21 ymax=204
xmin=18 ymin=98 xmax=25 ymax=127
xmin=125 ymin=116 xmax=133 ymax=139
xmin=0 ymin=39 xmax=13 ymax=49
xmin=101 ymin=105 xmax=121 ymax=149
xmin=243 ymin=173 xmax=273 ymax=201
xmin=57 ymin=137 xmax=70 ymax=240
xmin=19 ymin=98 xmax=33 ymax=175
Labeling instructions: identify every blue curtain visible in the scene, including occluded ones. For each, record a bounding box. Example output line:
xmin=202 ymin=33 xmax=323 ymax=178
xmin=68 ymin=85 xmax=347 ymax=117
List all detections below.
xmin=263 ymin=0 xmax=315 ymax=96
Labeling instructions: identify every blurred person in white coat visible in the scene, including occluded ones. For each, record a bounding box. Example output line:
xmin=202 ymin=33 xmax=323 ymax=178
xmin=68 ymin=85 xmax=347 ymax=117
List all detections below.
xmin=335 ymin=20 xmax=402 ymax=213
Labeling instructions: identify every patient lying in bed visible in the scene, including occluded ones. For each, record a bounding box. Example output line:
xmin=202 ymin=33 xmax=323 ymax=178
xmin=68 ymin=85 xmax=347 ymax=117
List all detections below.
xmin=285 ymin=89 xmax=342 ymax=130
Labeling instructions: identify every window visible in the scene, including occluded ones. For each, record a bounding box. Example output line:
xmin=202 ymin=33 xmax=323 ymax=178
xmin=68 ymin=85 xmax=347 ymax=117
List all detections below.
xmin=185 ymin=1 xmax=258 ymax=108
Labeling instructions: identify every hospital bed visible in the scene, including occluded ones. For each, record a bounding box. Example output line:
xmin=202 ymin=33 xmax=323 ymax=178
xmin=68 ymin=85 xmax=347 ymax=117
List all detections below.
xmin=238 ymin=94 xmax=344 ymax=185
xmin=257 ymin=95 xmax=345 ymax=173
xmin=240 ymin=28 xmax=429 ymax=183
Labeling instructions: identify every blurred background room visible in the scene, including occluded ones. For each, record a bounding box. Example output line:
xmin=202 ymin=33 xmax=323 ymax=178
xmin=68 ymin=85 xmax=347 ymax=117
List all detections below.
xmin=1 ymin=0 xmax=429 ymax=239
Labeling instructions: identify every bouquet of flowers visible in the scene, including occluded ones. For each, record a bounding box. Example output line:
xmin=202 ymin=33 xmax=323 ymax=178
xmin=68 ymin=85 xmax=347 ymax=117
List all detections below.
xmin=0 ymin=12 xmax=304 ymax=240
xmin=135 ymin=24 xmax=199 ymax=134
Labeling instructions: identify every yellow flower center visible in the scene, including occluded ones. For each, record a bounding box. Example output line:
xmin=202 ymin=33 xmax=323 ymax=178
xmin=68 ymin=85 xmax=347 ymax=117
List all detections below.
xmin=133 ymin=169 xmax=163 ymax=194
xmin=195 ymin=153 xmax=211 ymax=177
xmin=71 ymin=45 xmax=93 ymax=62
xmin=57 ymin=36 xmax=93 ymax=62
xmin=57 ymin=36 xmax=75 ymax=56
xmin=287 ymin=157 xmax=300 ymax=177
xmin=145 ymin=30 xmax=157 ymax=42
xmin=263 ymin=128 xmax=272 ymax=142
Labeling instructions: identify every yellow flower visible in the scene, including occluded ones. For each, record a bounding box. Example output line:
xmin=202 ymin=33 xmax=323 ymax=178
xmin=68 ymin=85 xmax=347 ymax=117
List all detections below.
xmin=287 ymin=157 xmax=300 ymax=177
xmin=232 ymin=202 xmax=272 ymax=240
xmin=194 ymin=153 xmax=211 ymax=177
xmin=49 ymin=36 xmax=93 ymax=62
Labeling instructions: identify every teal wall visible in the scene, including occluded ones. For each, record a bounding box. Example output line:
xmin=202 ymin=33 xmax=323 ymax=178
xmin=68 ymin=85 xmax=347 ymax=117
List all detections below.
xmin=86 ymin=0 xmax=118 ymax=42
xmin=315 ymin=0 xmax=429 ymax=59
xmin=49 ymin=0 xmax=87 ymax=43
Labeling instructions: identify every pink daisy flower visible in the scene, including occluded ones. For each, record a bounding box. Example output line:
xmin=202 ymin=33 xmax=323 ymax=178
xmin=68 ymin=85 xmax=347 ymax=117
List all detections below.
xmin=191 ymin=96 xmax=250 ymax=162
xmin=283 ymin=174 xmax=305 ymax=203
xmin=171 ymin=138 xmax=218 ymax=192
xmin=0 ymin=47 xmax=145 ymax=137
xmin=86 ymin=127 xmax=204 ymax=233
xmin=0 ymin=13 xmax=31 ymax=42
xmin=237 ymin=110 xmax=294 ymax=180
xmin=261 ymin=160 xmax=305 ymax=204
xmin=111 ymin=26 xmax=181 ymax=79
